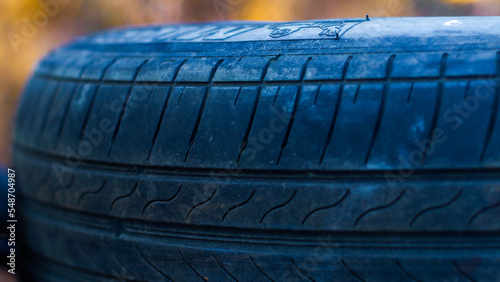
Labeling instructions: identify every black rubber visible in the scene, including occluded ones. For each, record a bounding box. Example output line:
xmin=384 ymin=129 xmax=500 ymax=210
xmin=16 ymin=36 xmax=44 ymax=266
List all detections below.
xmin=13 ymin=16 xmax=500 ymax=281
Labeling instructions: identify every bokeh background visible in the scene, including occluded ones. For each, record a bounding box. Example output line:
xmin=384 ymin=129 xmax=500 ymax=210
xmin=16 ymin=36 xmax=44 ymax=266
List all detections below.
xmin=0 ymin=0 xmax=499 ymax=166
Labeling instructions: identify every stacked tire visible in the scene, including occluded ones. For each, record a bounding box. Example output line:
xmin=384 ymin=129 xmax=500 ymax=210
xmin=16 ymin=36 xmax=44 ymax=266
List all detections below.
xmin=14 ymin=17 xmax=500 ymax=281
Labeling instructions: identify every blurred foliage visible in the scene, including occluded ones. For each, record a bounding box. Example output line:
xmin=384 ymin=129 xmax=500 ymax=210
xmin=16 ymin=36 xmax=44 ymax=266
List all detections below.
xmin=0 ymin=0 xmax=498 ymax=164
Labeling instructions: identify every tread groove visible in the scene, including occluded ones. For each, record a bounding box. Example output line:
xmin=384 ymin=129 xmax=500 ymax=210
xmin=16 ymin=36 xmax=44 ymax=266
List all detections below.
xmin=341 ymin=259 xmax=365 ymax=282
xmin=313 ymin=85 xmax=321 ymax=105
xmin=55 ymin=60 xmax=94 ymax=149
xmin=18 ymin=144 xmax=500 ymax=178
xmin=271 ymin=86 xmax=281 ymax=107
xmin=467 ymin=199 xmax=500 ymax=225
xmin=107 ymin=59 xmax=149 ymax=157
xmin=79 ymin=59 xmax=117 ymax=140
xmin=479 ymin=52 xmax=500 ymax=162
xmin=78 ymin=180 xmax=106 ymax=206
xmin=178 ymin=249 xmax=206 ymax=281
xmin=463 ymin=80 xmax=472 ymax=102
xmin=236 ymin=56 xmax=276 ymax=163
xmin=25 ymin=195 xmax=500 ymax=243
xmin=454 ymin=260 xmax=476 ymax=282
xmin=136 ymin=245 xmax=174 ymax=281
xmin=421 ymin=53 xmax=449 ymax=164
xmin=410 ymin=188 xmax=463 ymax=226
xmin=109 ymin=248 xmax=135 ymax=277
xmin=77 ymin=241 xmax=106 ymax=273
xmin=301 ymin=189 xmax=349 ymax=225
xmin=406 ymin=82 xmax=415 ymax=104
xmin=363 ymin=54 xmax=396 ymax=165
xmin=396 ymin=260 xmax=421 ymax=282
xmin=35 ymin=72 xmax=500 ymax=87
xmin=260 ymin=189 xmax=297 ymax=223
xmin=109 ymin=181 xmax=139 ymax=210
xmin=249 ymin=256 xmax=275 ymax=282
xmin=352 ymin=84 xmax=361 ymax=104
xmin=213 ymin=253 xmax=239 ymax=282
xmin=39 ymin=60 xmax=79 ymax=145
xmin=184 ymin=59 xmax=224 ymax=162
xmin=276 ymin=57 xmax=312 ymax=165
xmin=233 ymin=87 xmax=242 ymax=106
xmin=291 ymin=258 xmax=316 ymax=282
xmin=176 ymin=86 xmax=186 ymax=106
xmin=146 ymin=86 xmax=173 ymax=161
xmin=146 ymin=86 xmax=155 ymax=105
xmin=51 ymin=176 xmax=75 ymax=201
xmin=221 ymin=189 xmax=256 ymax=222
xmin=354 ymin=189 xmax=404 ymax=226
xmin=319 ymin=56 xmax=352 ymax=164
xmin=146 ymin=59 xmax=187 ymax=161
xmin=38 ymin=81 xmax=65 ymax=145
xmin=185 ymin=187 xmax=218 ymax=220
xmin=141 ymin=184 xmax=182 ymax=214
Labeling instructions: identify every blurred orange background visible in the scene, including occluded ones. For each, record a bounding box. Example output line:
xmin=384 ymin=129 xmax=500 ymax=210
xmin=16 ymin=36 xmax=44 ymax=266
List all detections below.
xmin=0 ymin=0 xmax=499 ymax=165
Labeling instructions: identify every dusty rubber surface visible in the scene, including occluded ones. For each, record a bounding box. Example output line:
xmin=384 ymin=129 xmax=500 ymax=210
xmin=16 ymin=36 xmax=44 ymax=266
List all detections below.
xmin=14 ymin=16 xmax=500 ymax=281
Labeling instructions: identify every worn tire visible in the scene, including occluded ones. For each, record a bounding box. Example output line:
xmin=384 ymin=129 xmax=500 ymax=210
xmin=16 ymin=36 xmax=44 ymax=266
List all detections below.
xmin=14 ymin=16 xmax=500 ymax=281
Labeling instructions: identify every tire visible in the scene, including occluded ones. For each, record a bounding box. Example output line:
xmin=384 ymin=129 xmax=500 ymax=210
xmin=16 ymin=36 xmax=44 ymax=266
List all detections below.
xmin=14 ymin=16 xmax=500 ymax=281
